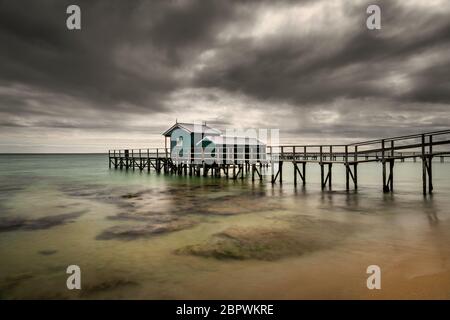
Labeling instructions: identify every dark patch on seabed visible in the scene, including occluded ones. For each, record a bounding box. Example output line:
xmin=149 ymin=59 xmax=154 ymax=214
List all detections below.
xmin=0 ymin=174 xmax=42 ymax=196
xmin=80 ymin=278 xmax=139 ymax=297
xmin=38 ymin=249 xmax=58 ymax=256
xmin=176 ymin=216 xmax=358 ymax=260
xmin=96 ymin=218 xmax=197 ymax=240
xmin=108 ymin=212 xmax=181 ymax=222
xmin=0 ymin=210 xmax=87 ymax=232
xmin=0 ymin=273 xmax=33 ymax=299
xmin=59 ymin=182 xmax=277 ymax=216
xmin=60 ymin=182 xmax=285 ymax=241
xmin=0 ymin=178 xmax=34 ymax=214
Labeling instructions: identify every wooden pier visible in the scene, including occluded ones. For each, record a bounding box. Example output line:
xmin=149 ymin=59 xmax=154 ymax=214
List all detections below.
xmin=109 ymin=129 xmax=450 ymax=195
xmin=108 ymin=148 xmax=267 ymax=181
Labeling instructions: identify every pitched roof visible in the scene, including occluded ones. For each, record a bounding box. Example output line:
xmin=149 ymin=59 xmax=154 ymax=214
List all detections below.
xmin=162 ymin=122 xmax=221 ymax=137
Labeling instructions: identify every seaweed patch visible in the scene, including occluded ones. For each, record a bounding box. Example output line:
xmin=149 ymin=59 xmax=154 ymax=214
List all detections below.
xmin=0 ymin=210 xmax=87 ymax=232
xmin=96 ymin=218 xmax=197 ymax=240
xmin=38 ymin=249 xmax=58 ymax=256
xmin=176 ymin=217 xmax=356 ymax=260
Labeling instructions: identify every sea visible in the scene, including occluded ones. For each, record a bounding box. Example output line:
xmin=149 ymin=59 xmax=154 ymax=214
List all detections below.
xmin=0 ymin=154 xmax=449 ymax=299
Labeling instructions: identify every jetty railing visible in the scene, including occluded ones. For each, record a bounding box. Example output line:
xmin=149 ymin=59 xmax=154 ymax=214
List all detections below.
xmin=268 ymin=129 xmax=450 ymax=194
xmin=108 ymin=146 xmax=268 ymax=180
xmin=108 ymin=147 xmax=268 ymax=165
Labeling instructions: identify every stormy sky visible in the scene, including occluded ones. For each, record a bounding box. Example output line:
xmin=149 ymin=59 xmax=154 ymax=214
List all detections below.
xmin=0 ymin=0 xmax=449 ymax=152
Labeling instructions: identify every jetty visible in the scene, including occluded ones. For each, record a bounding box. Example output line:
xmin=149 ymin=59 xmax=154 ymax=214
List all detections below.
xmin=109 ymin=124 xmax=450 ymax=195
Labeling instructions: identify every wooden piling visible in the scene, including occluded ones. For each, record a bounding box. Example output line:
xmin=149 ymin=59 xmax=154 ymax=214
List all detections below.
xmin=329 ymin=146 xmax=333 ymax=189
xmin=422 ymin=134 xmax=427 ymax=195
xmin=381 ymin=140 xmax=388 ymax=192
xmin=390 ymin=141 xmax=394 ymax=192
xmin=279 ymin=147 xmax=284 ymax=184
xmin=354 ymin=146 xmax=358 ymax=190
xmin=429 ymin=135 xmax=433 ymax=194
xmin=293 ymin=162 xmax=297 ymax=186
xmin=320 ymin=146 xmax=324 ymax=190
xmin=293 ymin=147 xmax=297 ymax=186
xmin=270 ymin=148 xmax=274 ymax=184
xmin=345 ymin=145 xmax=349 ymax=191
xmin=328 ymin=163 xmax=332 ymax=189
xmin=279 ymin=161 xmax=283 ymax=184
xmin=302 ymin=162 xmax=306 ymax=186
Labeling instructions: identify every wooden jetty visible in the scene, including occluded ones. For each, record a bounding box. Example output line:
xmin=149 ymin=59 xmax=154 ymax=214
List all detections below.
xmin=108 ymin=147 xmax=267 ymax=181
xmin=109 ymin=129 xmax=450 ymax=195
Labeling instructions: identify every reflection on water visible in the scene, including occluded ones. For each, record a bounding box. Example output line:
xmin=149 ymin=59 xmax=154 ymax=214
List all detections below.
xmin=0 ymin=154 xmax=449 ymax=299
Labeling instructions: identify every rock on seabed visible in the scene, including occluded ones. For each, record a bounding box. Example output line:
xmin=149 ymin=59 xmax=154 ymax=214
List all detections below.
xmin=176 ymin=217 xmax=355 ymax=260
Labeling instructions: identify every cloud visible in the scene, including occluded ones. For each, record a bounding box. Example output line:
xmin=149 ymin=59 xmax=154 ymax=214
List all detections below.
xmin=0 ymin=0 xmax=449 ymax=152
xmin=194 ymin=0 xmax=450 ymax=106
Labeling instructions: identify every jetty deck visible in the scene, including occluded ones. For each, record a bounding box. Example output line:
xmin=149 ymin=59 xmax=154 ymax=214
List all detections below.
xmin=109 ymin=129 xmax=450 ymax=195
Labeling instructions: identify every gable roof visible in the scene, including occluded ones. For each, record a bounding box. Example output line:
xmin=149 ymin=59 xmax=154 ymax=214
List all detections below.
xmin=162 ymin=122 xmax=221 ymax=137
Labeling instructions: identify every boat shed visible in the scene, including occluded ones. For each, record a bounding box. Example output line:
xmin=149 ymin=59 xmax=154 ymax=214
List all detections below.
xmin=162 ymin=122 xmax=266 ymax=164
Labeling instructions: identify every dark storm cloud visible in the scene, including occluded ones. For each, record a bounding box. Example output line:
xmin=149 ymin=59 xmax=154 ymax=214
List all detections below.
xmin=194 ymin=0 xmax=450 ymax=106
xmin=404 ymin=60 xmax=450 ymax=104
xmin=0 ymin=0 xmax=448 ymax=150
xmin=1 ymin=1 xmax=161 ymax=112
xmin=0 ymin=0 xmax=242 ymax=114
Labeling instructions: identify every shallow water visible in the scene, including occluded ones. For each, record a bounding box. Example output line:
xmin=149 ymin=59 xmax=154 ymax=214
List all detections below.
xmin=0 ymin=154 xmax=449 ymax=299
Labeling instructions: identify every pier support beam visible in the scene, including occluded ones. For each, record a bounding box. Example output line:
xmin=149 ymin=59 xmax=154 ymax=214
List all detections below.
xmin=354 ymin=146 xmax=358 ymax=190
xmin=382 ymin=160 xmax=394 ymax=193
xmin=389 ymin=160 xmax=394 ymax=192
xmin=271 ymin=161 xmax=283 ymax=184
xmin=203 ymin=163 xmax=208 ymax=177
xmin=428 ymin=136 xmax=433 ymax=194
xmin=251 ymin=163 xmax=263 ymax=182
xmin=320 ymin=163 xmax=324 ymax=190
xmin=293 ymin=162 xmax=306 ymax=186
xmin=422 ymin=134 xmax=433 ymax=195
xmin=320 ymin=163 xmax=332 ymax=190
xmin=345 ymin=146 xmax=349 ymax=191
xmin=381 ymin=140 xmax=389 ymax=193
xmin=422 ymin=134 xmax=427 ymax=195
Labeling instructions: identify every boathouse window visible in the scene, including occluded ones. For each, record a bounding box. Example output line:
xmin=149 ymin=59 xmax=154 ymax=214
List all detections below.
xmin=176 ymin=136 xmax=183 ymax=147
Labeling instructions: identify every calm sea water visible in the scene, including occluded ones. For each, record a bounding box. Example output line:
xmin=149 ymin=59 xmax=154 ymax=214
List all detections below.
xmin=0 ymin=154 xmax=449 ymax=299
